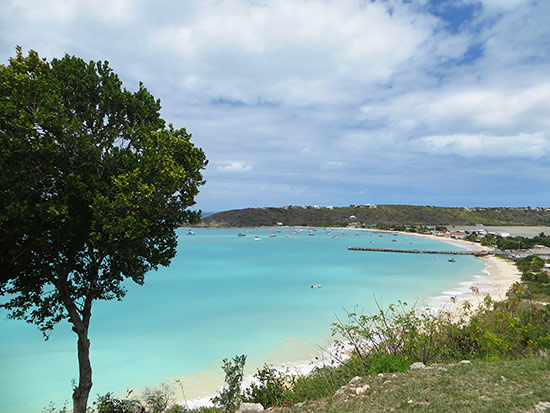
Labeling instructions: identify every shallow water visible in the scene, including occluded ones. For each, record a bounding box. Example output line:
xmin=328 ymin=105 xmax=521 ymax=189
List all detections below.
xmin=0 ymin=227 xmax=484 ymax=411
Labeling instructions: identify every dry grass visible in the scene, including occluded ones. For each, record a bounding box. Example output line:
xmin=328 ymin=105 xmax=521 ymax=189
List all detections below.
xmin=274 ymin=357 xmax=550 ymax=413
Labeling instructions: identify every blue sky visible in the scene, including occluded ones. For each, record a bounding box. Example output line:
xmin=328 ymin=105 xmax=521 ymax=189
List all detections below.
xmin=1 ymin=0 xmax=549 ymax=211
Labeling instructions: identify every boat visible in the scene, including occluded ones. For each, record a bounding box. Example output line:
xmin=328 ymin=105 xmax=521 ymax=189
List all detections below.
xmin=187 ymin=230 xmax=195 ymax=235
xmin=253 ymin=236 xmax=262 ymax=241
xmin=311 ymin=284 xmax=322 ymax=289
xmin=237 ymin=233 xmax=246 ymax=237
xmin=269 ymin=234 xmax=276 ymax=238
xmin=448 ymin=258 xmax=456 ymax=262
xmin=391 ymin=239 xmax=397 ymax=242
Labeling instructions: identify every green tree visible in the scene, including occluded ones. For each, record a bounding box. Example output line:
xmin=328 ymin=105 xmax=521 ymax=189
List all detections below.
xmin=0 ymin=48 xmax=207 ymax=413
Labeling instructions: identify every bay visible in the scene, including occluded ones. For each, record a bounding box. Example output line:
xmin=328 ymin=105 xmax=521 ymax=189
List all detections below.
xmin=0 ymin=227 xmax=484 ymax=411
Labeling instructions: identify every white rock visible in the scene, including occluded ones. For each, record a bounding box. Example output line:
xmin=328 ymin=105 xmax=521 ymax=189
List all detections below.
xmin=459 ymin=360 xmax=472 ymax=365
xmin=534 ymin=401 xmax=550 ymax=412
xmin=349 ymin=376 xmax=362 ymax=385
xmin=334 ymin=387 xmax=347 ymax=397
xmin=237 ymin=402 xmax=264 ymax=413
xmin=354 ymin=385 xmax=370 ymax=395
xmin=409 ymin=362 xmax=426 ymax=370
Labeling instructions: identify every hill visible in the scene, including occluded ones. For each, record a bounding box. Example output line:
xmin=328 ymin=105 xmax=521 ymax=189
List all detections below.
xmin=200 ymin=205 xmax=550 ymax=227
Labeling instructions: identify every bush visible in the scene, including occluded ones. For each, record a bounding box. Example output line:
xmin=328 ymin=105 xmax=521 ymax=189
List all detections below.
xmin=143 ymin=383 xmax=174 ymax=413
xmin=332 ymin=300 xmax=454 ymax=364
xmin=211 ymin=355 xmax=246 ymax=413
xmin=368 ymin=354 xmax=410 ymax=375
xmin=93 ymin=393 xmax=143 ymax=413
xmin=243 ymin=365 xmax=288 ymax=408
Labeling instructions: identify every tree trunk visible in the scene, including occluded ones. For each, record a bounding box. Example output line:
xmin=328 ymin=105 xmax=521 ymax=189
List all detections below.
xmin=72 ymin=330 xmax=93 ymax=413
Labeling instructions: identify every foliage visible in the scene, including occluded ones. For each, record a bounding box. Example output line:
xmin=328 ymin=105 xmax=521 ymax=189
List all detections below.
xmin=202 ymin=205 xmax=550 ymax=227
xmin=517 ymin=256 xmax=545 ymax=273
xmin=164 ymin=405 xmax=187 ymax=413
xmin=243 ymin=364 xmax=288 ymax=408
xmin=367 ymin=353 xmax=410 ymax=375
xmin=480 ymin=233 xmax=496 ymax=246
xmin=93 ymin=393 xmax=143 ymax=413
xmin=0 ymin=47 xmax=207 ymax=413
xmin=513 ymin=256 xmax=550 ymax=301
xmin=332 ymin=300 xmax=453 ymax=365
xmin=211 ymin=355 xmax=247 ymax=413
xmin=143 ymin=383 xmax=174 ymax=413
xmin=497 ymin=233 xmax=550 ymax=250
xmin=288 ymin=366 xmax=349 ymax=403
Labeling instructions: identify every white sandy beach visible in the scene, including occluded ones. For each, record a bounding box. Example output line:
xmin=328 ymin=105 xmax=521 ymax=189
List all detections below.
xmin=408 ymin=232 xmax=522 ymax=316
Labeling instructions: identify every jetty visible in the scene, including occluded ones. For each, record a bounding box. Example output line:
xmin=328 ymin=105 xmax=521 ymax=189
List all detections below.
xmin=348 ymin=247 xmax=491 ymax=256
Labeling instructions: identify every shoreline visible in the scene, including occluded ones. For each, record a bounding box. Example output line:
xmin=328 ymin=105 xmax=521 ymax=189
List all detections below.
xmin=403 ymin=231 xmax=521 ymax=316
xmin=178 ymin=228 xmax=522 ymax=409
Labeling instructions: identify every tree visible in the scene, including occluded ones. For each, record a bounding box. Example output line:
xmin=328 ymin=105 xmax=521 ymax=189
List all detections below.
xmin=0 ymin=47 xmax=207 ymax=413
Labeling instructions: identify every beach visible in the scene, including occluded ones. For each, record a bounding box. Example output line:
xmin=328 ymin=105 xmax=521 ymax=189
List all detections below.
xmin=410 ymin=232 xmax=522 ymax=316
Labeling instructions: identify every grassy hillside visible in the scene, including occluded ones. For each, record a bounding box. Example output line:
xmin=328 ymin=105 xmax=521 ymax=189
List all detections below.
xmin=276 ymin=358 xmax=550 ymax=413
xmin=201 ymin=205 xmax=550 ymax=227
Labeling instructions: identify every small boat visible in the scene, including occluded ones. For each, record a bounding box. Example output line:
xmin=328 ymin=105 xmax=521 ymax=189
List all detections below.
xmin=448 ymin=258 xmax=456 ymax=262
xmin=238 ymin=233 xmax=246 ymax=237
xmin=309 ymin=232 xmax=315 ymax=236
xmin=253 ymin=236 xmax=262 ymax=241
xmin=332 ymin=236 xmax=339 ymax=239
xmin=187 ymin=230 xmax=195 ymax=235
xmin=391 ymin=239 xmax=397 ymax=242
xmin=269 ymin=234 xmax=276 ymax=238
xmin=311 ymin=284 xmax=322 ymax=289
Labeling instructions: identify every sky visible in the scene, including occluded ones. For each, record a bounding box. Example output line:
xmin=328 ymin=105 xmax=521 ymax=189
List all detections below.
xmin=1 ymin=0 xmax=549 ymax=211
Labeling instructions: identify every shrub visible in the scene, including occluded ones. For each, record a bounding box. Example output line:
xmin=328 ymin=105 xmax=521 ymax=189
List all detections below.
xmin=211 ymin=355 xmax=246 ymax=413
xmin=332 ymin=300 xmax=453 ymax=364
xmin=142 ymin=383 xmax=174 ymax=413
xmin=243 ymin=364 xmax=287 ymax=408
xmin=368 ymin=354 xmax=410 ymax=375
xmin=93 ymin=393 xmax=143 ymax=413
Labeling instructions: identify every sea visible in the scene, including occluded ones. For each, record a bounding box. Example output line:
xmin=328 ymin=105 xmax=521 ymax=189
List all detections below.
xmin=0 ymin=227 xmax=486 ymax=412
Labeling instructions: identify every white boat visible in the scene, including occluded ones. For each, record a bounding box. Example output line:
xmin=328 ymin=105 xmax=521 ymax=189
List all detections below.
xmin=187 ymin=230 xmax=195 ymax=235
xmin=253 ymin=236 xmax=262 ymax=241
xmin=311 ymin=284 xmax=322 ymax=289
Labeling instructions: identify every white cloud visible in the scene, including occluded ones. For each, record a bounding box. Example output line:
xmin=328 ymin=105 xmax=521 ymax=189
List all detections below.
xmin=216 ymin=161 xmax=253 ymax=172
xmin=420 ymin=84 xmax=550 ymax=134
xmin=2 ymin=0 xmax=549 ymax=210
xmin=147 ymin=0 xmax=441 ymax=106
xmin=419 ymin=133 xmax=549 ymax=158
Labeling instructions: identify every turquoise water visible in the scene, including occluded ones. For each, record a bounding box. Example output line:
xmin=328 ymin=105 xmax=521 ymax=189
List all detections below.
xmin=0 ymin=228 xmax=484 ymax=411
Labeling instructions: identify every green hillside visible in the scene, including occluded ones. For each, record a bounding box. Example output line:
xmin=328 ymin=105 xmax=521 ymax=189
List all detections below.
xmin=201 ymin=205 xmax=550 ymax=227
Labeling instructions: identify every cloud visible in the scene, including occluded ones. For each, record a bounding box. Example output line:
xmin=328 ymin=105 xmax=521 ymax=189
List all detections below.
xmin=1 ymin=0 xmax=549 ymax=210
xmin=418 ymin=133 xmax=549 ymax=158
xmin=147 ymin=0 xmax=444 ymax=106
xmin=216 ymin=161 xmax=253 ymax=173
